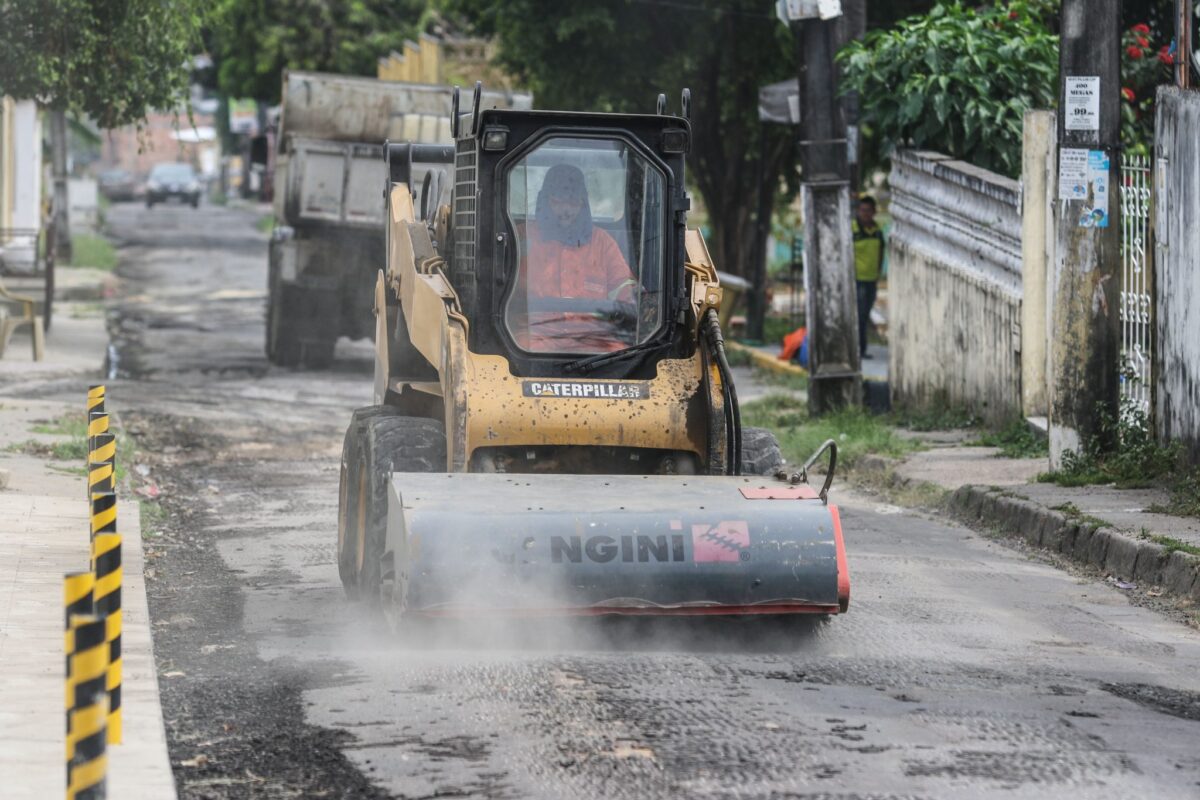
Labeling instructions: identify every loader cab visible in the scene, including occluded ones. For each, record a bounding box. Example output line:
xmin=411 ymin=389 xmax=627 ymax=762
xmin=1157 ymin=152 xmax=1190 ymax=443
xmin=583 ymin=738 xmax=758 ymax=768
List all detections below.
xmin=450 ymin=107 xmax=693 ymax=378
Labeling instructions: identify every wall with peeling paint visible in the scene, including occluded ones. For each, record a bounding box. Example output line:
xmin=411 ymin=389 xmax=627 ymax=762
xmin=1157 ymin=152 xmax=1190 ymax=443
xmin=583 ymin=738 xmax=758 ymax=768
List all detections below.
xmin=887 ymin=150 xmax=1024 ymax=424
xmin=1154 ymin=88 xmax=1200 ymax=464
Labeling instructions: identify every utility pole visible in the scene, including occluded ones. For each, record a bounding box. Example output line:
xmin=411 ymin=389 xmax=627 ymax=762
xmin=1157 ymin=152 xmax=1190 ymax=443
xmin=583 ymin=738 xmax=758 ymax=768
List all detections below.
xmin=1048 ymin=0 xmax=1121 ymax=466
xmin=789 ymin=3 xmax=861 ymax=414
xmin=1177 ymin=0 xmax=1194 ymax=89
xmin=49 ymin=108 xmax=72 ymax=262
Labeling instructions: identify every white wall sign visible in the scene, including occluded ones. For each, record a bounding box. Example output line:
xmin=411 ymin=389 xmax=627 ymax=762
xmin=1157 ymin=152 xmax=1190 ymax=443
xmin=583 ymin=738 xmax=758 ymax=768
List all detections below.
xmin=1064 ymin=76 xmax=1100 ymax=131
xmin=1058 ymin=148 xmax=1089 ymax=199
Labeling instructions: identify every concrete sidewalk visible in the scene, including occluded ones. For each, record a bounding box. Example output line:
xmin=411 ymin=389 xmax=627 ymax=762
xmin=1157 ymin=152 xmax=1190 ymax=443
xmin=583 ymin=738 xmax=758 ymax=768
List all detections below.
xmin=870 ymin=439 xmax=1200 ymax=605
xmin=0 ymin=294 xmax=175 ymax=797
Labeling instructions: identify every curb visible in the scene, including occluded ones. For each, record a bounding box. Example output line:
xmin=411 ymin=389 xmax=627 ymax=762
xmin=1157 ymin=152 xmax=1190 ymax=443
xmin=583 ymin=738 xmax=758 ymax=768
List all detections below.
xmin=726 ymin=341 xmax=808 ymax=378
xmin=854 ymin=457 xmax=1200 ymax=604
xmin=947 ymin=485 xmax=1200 ymax=603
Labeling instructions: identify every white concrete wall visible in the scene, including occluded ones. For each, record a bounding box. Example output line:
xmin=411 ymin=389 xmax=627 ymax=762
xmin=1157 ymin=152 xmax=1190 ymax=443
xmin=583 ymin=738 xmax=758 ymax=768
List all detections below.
xmin=887 ymin=150 xmax=1024 ymax=423
xmin=1020 ymin=111 xmax=1057 ymax=419
xmin=0 ymin=99 xmax=42 ymax=269
xmin=11 ymin=100 xmax=41 ymax=232
xmin=1154 ymin=87 xmax=1200 ymax=463
xmin=68 ymin=177 xmax=98 ymax=231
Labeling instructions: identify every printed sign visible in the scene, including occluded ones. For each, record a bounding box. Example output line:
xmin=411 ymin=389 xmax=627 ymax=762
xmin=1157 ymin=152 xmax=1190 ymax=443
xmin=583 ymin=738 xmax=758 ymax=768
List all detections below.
xmin=1065 ymin=76 xmax=1100 ymax=131
xmin=1058 ymin=148 xmax=1089 ymax=199
xmin=522 ymin=380 xmax=648 ymax=399
xmin=1058 ymin=148 xmax=1110 ymax=228
xmin=1080 ymin=150 xmax=1110 ymax=228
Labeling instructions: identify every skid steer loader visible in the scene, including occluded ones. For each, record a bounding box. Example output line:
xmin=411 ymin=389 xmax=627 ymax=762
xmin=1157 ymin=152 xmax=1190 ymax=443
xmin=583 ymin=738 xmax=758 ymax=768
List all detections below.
xmin=337 ymin=86 xmax=849 ymax=623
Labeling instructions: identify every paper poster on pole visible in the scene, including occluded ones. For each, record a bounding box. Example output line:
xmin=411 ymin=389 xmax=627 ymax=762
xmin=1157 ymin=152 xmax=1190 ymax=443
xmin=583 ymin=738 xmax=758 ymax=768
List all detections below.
xmin=1058 ymin=148 xmax=1110 ymax=227
xmin=1080 ymin=150 xmax=1110 ymax=228
xmin=1058 ymin=148 xmax=1089 ymax=199
xmin=1064 ymin=76 xmax=1100 ymax=131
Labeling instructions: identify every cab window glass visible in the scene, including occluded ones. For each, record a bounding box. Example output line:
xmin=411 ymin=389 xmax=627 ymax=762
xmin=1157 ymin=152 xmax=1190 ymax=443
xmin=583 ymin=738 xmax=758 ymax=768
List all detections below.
xmin=504 ymin=137 xmax=665 ymax=355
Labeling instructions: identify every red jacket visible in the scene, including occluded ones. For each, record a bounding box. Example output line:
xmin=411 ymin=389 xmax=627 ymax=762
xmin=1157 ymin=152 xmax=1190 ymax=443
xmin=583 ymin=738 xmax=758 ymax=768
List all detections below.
xmin=514 ymin=223 xmax=636 ymax=353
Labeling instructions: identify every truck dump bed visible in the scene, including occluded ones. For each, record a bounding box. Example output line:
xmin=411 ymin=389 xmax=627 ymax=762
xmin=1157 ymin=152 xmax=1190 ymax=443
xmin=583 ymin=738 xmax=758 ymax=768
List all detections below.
xmin=280 ymin=70 xmax=532 ymax=144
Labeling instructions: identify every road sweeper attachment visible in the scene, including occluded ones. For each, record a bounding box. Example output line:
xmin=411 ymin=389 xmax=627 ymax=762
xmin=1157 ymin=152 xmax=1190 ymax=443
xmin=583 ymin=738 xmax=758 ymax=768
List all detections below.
xmin=336 ymin=85 xmax=850 ymax=622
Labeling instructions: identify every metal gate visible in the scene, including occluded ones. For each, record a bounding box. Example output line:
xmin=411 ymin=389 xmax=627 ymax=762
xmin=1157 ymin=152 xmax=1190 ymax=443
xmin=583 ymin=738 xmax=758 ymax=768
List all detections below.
xmin=1119 ymin=154 xmax=1152 ymax=418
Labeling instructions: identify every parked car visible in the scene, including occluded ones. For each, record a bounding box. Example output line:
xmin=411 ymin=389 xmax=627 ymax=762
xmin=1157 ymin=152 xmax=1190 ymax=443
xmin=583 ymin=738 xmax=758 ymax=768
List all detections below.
xmin=145 ymin=163 xmax=201 ymax=208
xmin=97 ymin=168 xmax=140 ymax=202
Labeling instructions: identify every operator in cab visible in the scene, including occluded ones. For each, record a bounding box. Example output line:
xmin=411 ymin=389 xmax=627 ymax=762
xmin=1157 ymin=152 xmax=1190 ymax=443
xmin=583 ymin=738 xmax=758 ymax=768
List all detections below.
xmin=515 ymin=163 xmax=638 ymax=353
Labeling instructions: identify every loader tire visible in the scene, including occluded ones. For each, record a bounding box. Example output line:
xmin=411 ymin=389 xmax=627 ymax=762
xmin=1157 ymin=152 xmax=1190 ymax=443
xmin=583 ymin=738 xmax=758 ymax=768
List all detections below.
xmin=348 ymin=414 xmax=446 ymax=608
xmin=740 ymin=426 xmax=785 ymax=476
xmin=337 ymin=406 xmax=403 ymax=599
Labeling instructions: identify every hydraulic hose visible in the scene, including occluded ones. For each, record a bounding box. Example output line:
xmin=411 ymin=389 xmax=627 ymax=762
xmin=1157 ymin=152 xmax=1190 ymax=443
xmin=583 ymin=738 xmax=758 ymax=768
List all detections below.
xmin=703 ymin=309 xmax=742 ymax=476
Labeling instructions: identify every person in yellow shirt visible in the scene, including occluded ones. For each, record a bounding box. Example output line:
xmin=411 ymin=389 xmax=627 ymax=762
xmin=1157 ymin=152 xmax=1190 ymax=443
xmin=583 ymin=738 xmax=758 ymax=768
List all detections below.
xmin=853 ymin=195 xmax=884 ymax=359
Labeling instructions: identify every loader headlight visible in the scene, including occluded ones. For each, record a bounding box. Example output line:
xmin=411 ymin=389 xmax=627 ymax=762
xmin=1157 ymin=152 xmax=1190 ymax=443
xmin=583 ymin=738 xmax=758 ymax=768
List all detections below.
xmin=661 ymin=129 xmax=689 ymax=154
xmin=482 ymin=126 xmax=509 ymax=152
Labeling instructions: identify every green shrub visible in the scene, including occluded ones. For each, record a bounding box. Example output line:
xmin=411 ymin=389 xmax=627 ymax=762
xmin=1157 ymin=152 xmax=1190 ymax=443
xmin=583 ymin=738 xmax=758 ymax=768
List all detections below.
xmin=1038 ymin=400 xmax=1182 ymax=488
xmin=839 ymin=2 xmax=1058 ymax=178
xmin=973 ymin=418 xmax=1049 ymax=459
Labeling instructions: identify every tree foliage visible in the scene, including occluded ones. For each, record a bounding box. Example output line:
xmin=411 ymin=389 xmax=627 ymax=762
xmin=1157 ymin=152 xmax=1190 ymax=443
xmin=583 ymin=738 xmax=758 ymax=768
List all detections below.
xmin=0 ymin=0 xmax=206 ymax=127
xmin=839 ymin=2 xmax=1058 ymax=178
xmin=440 ymin=0 xmax=798 ymax=305
xmin=1119 ymin=21 xmax=1174 ymax=155
xmin=210 ymin=0 xmax=426 ymax=102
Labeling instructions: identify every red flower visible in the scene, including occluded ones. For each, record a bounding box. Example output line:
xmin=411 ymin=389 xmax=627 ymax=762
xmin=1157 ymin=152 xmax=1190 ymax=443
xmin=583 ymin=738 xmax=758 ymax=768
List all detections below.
xmin=1132 ymin=23 xmax=1150 ymax=34
xmin=1159 ymin=45 xmax=1174 ymax=64
xmin=1137 ymin=37 xmax=1149 ymax=48
xmin=1127 ymin=45 xmax=1144 ymax=59
xmin=1121 ymin=87 xmax=1136 ymax=102
xmin=1008 ymin=10 xmax=1018 ymax=19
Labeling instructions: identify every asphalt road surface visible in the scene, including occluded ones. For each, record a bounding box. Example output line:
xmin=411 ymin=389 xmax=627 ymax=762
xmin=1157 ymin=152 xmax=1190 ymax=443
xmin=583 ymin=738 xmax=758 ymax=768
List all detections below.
xmin=88 ymin=201 xmax=1200 ymax=799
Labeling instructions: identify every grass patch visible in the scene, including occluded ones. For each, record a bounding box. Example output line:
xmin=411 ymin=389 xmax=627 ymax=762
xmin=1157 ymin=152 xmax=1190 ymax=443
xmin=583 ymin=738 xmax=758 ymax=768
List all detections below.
xmin=69 ymin=233 xmax=117 ymax=271
xmin=855 ymin=466 xmax=948 ymax=508
xmin=1050 ymin=502 xmax=1108 ymax=529
xmin=742 ymin=392 xmax=918 ymax=469
xmin=970 ymin=418 xmax=1049 ymax=459
xmin=891 ymin=404 xmax=979 ymax=432
xmin=7 ymin=438 xmax=88 ymax=461
xmin=140 ymin=499 xmax=167 ymax=537
xmin=1147 ymin=534 xmax=1200 ymax=557
xmin=753 ymin=365 xmax=807 ymax=392
xmin=14 ymin=412 xmax=126 ymax=482
xmin=254 ymin=214 xmax=275 ymax=233
xmin=1037 ymin=401 xmax=1181 ymax=490
xmin=24 ymin=411 xmax=90 ymax=461
xmin=1146 ymin=467 xmax=1200 ymax=519
xmin=31 ymin=411 xmax=87 ymax=438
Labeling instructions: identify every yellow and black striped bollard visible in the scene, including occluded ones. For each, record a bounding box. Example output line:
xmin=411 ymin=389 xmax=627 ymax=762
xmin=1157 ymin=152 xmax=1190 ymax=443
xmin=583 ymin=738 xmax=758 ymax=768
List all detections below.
xmin=90 ymin=491 xmax=116 ymax=541
xmin=86 ymin=384 xmax=105 ymax=418
xmin=62 ymin=571 xmax=94 ymax=706
xmin=92 ymin=533 xmax=122 ymax=745
xmin=88 ymin=432 xmax=115 ymax=497
xmin=86 ymin=412 xmax=109 ymax=460
xmin=66 ymin=613 xmax=107 ymax=800
xmin=86 ymin=410 xmax=111 ymax=502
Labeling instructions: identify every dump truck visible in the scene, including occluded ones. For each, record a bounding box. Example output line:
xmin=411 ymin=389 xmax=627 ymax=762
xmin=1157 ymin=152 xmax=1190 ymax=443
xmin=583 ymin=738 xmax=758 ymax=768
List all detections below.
xmin=267 ymin=71 xmax=532 ymax=368
xmin=337 ymin=87 xmax=850 ymax=623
